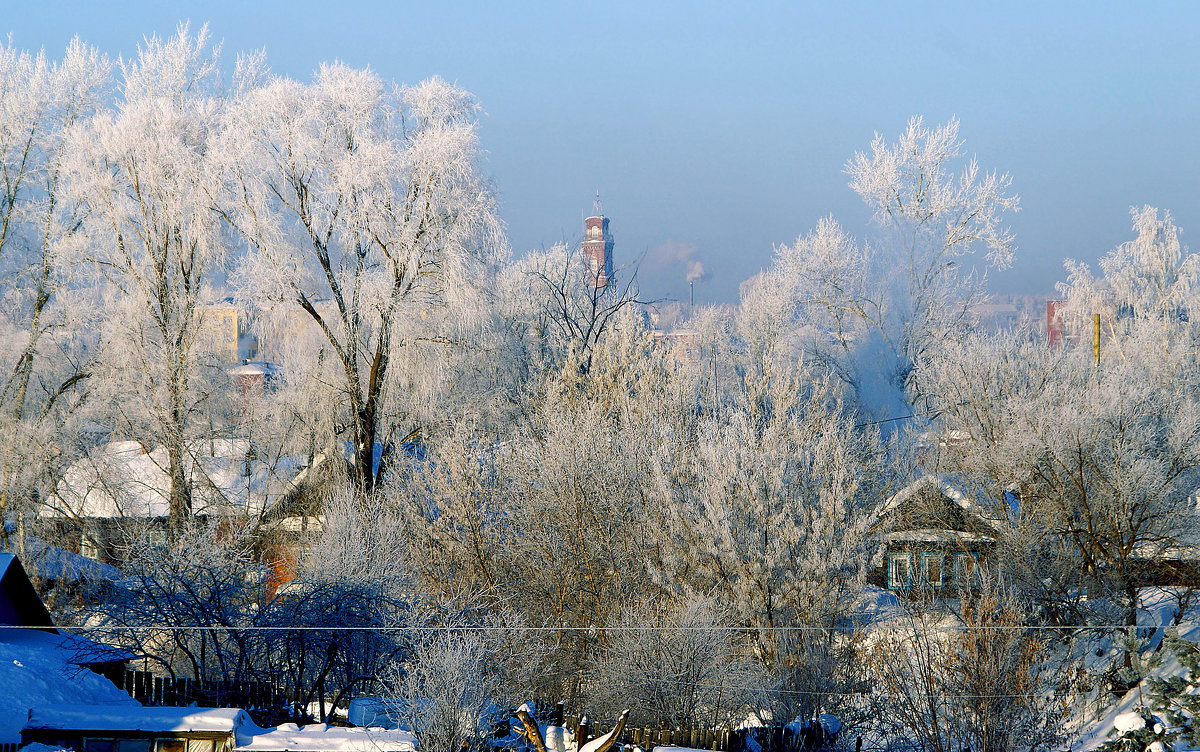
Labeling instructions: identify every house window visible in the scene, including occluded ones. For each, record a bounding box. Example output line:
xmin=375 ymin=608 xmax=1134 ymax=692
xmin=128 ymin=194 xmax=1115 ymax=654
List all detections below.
xmin=155 ymin=739 xmax=187 ymax=752
xmin=87 ymin=740 xmax=148 ymax=752
xmin=888 ymin=554 xmax=912 ymax=589
xmin=80 ymin=531 xmax=100 ymax=560
xmin=953 ymin=553 xmax=978 ymax=586
xmin=921 ymin=553 xmax=944 ymax=587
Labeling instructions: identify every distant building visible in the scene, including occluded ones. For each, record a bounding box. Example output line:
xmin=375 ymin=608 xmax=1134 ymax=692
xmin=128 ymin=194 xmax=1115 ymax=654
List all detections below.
xmin=583 ymin=202 xmax=614 ymax=289
xmin=1046 ymin=299 xmax=1068 ymax=346
xmin=229 ymin=361 xmax=280 ymax=396
xmin=870 ymin=475 xmax=1008 ymax=592
xmin=969 ymin=293 xmax=1056 ymax=334
xmin=1046 ymin=298 xmax=1120 ymax=351
xmin=37 ymin=438 xmax=327 ymax=581
xmin=198 ymin=301 xmax=258 ymax=364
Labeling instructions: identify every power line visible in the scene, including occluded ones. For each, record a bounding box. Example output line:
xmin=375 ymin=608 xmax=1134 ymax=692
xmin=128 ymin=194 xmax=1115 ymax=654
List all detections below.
xmin=18 ymin=623 xmax=1188 ymax=632
xmin=634 ymin=676 xmax=1093 ymax=700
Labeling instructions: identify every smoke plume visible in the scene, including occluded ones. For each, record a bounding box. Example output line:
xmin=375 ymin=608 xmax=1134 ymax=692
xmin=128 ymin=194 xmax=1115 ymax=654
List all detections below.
xmin=649 ymin=239 xmax=711 ymax=283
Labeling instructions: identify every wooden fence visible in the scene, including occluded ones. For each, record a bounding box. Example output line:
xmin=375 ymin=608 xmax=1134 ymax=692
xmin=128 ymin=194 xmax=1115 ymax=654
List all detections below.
xmin=118 ymin=670 xmax=303 ymax=723
xmin=535 ymin=702 xmax=838 ymax=752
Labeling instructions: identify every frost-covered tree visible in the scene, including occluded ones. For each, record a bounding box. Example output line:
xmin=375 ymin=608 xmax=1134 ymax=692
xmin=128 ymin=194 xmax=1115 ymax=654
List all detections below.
xmin=217 ymin=68 xmax=505 ymax=496
xmin=387 ymin=613 xmax=538 ymax=752
xmin=653 ymin=350 xmax=888 ymax=717
xmin=0 ymin=39 xmax=110 ymax=546
xmin=925 ymin=329 xmax=1200 ymax=627
xmin=925 ymin=210 xmax=1200 ymax=627
xmin=503 ymin=241 xmax=645 ymax=377
xmin=1059 ymin=206 xmax=1200 ymax=359
xmin=866 ymin=584 xmax=1063 ymax=752
xmin=588 ymin=595 xmax=766 ymax=729
xmin=63 ymin=24 xmax=230 ymax=530
xmin=389 ymin=309 xmax=693 ymax=702
xmin=747 ymin=117 xmax=1018 ymax=418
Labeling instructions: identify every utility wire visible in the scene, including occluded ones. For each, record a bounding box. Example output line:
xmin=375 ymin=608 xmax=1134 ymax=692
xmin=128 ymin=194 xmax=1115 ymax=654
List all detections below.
xmin=18 ymin=623 xmax=1190 ymax=631
xmin=634 ymin=676 xmax=1095 ymax=700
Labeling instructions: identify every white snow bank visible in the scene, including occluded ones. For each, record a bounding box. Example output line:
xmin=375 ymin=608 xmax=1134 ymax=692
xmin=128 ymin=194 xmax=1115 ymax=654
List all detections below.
xmin=347 ymin=697 xmax=402 ymax=729
xmin=1113 ymin=711 xmax=1146 ymax=733
xmin=818 ymin=714 xmax=841 ymax=734
xmin=235 ymin=721 xmax=417 ymax=752
xmin=21 ymin=707 xmax=417 ymax=752
xmin=19 ymin=744 xmax=73 ymax=752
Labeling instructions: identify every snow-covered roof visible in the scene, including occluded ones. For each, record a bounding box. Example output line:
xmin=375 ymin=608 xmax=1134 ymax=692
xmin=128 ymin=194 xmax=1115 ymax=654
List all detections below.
xmin=235 ymin=722 xmax=417 ymax=752
xmin=229 ymin=362 xmax=279 ymax=379
xmin=0 ymin=644 xmax=137 ymax=743
xmin=21 ymin=710 xmax=418 ymax=752
xmin=25 ymin=706 xmax=248 ymax=733
xmin=883 ymin=529 xmax=996 ymax=543
xmin=2 ymin=627 xmax=132 ymax=667
xmin=6 ymin=537 xmax=119 ymax=583
xmin=876 ymin=475 xmax=1010 ymax=536
xmin=42 ymin=440 xmax=312 ymax=520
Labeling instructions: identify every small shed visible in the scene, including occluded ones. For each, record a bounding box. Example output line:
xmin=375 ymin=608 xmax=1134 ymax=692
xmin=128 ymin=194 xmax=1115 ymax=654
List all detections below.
xmin=21 ymin=708 xmax=419 ymax=752
xmin=22 ymin=706 xmax=248 ymax=752
xmin=0 ymin=556 xmax=135 ymax=744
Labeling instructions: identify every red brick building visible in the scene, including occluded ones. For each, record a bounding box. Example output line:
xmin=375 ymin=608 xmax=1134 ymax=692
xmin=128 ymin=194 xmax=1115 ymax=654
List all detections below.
xmin=583 ymin=213 xmax=614 ymax=288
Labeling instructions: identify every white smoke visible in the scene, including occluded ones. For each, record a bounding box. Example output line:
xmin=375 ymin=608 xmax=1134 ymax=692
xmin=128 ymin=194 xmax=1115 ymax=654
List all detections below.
xmin=649 ymin=239 xmax=711 ymax=283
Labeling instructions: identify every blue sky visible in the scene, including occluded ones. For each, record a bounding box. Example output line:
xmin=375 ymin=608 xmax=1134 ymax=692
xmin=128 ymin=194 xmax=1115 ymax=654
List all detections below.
xmin=8 ymin=2 xmax=1200 ymax=303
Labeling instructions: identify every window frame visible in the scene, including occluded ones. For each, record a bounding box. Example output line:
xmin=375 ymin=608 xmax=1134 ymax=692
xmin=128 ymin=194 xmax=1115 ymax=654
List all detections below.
xmin=83 ymin=738 xmax=116 ymax=752
xmin=921 ymin=552 xmax=945 ymax=588
xmin=155 ymin=738 xmax=188 ymax=752
xmin=953 ymin=552 xmax=979 ymax=587
xmin=888 ymin=553 xmax=913 ymax=590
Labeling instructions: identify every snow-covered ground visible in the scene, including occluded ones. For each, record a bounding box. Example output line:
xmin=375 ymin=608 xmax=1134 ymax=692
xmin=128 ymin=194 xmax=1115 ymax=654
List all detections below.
xmin=1067 ymin=588 xmax=1200 ymax=751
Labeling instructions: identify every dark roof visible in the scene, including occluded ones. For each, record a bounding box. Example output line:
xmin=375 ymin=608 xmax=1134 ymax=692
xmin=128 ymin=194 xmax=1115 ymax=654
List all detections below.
xmin=0 ymin=554 xmax=55 ymax=632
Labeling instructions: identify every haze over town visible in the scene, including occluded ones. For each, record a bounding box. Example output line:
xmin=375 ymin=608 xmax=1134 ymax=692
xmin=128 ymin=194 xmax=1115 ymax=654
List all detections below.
xmin=8 ymin=1 xmax=1200 ymax=304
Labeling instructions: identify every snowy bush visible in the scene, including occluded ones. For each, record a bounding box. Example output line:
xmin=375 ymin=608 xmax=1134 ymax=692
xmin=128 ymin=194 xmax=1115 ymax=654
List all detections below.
xmin=865 ymin=583 xmax=1065 ymax=752
xmin=386 ymin=613 xmax=536 ymax=752
xmin=587 ymin=595 xmax=766 ymax=729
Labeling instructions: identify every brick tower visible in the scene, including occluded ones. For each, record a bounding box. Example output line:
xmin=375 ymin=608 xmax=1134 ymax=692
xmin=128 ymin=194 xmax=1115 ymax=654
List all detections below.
xmin=583 ymin=195 xmax=614 ymax=289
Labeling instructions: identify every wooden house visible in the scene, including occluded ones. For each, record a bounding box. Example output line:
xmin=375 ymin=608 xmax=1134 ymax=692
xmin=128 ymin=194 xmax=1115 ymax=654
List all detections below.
xmin=871 ymin=475 xmax=1011 ymax=592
